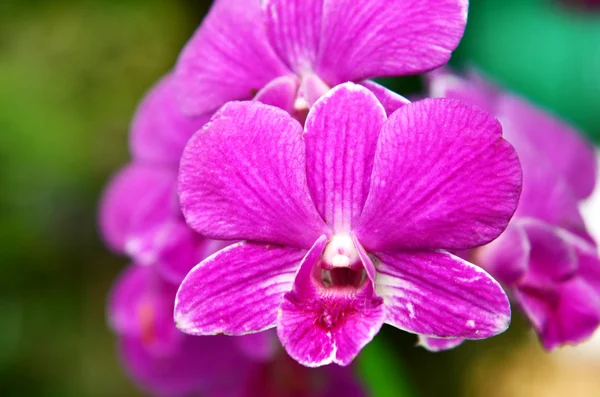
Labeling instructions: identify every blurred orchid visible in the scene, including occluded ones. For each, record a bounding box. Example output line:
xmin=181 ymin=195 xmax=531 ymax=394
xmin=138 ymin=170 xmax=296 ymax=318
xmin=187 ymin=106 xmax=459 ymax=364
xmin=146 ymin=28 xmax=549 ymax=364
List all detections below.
xmin=427 ymin=69 xmax=600 ymax=350
xmin=108 ymin=265 xmax=242 ymax=396
xmin=108 ymin=265 xmax=365 ymax=397
xmin=175 ymin=82 xmax=522 ymax=367
xmin=174 ymin=0 xmax=468 ymax=118
xmin=99 ymin=74 xmax=225 ymax=284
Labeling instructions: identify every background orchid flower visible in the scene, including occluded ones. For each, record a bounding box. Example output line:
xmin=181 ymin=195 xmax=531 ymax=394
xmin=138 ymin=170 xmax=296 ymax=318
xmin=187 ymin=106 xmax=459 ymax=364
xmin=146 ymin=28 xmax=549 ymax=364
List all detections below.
xmin=109 ymin=265 xmax=365 ymax=397
xmin=99 ymin=74 xmax=225 ymax=284
xmin=175 ymin=82 xmax=522 ymax=367
xmin=175 ymin=0 xmax=468 ymax=118
xmin=108 ymin=264 xmax=243 ymax=397
xmin=427 ymin=69 xmax=600 ymax=350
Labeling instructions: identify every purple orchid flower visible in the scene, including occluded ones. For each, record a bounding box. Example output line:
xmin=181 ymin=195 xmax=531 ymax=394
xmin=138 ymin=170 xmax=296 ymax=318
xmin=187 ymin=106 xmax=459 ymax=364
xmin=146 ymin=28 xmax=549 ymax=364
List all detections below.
xmin=109 ymin=265 xmax=365 ymax=397
xmin=427 ymin=69 xmax=600 ymax=350
xmin=99 ymin=74 xmax=226 ymax=284
xmin=174 ymin=0 xmax=468 ymax=119
xmin=108 ymin=264 xmax=245 ymax=397
xmin=174 ymin=82 xmax=522 ymax=367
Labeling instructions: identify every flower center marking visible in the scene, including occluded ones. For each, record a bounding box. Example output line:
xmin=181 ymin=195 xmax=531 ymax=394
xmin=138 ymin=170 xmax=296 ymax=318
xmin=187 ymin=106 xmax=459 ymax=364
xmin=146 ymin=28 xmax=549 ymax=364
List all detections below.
xmin=318 ymin=235 xmax=366 ymax=289
xmin=138 ymin=301 xmax=156 ymax=345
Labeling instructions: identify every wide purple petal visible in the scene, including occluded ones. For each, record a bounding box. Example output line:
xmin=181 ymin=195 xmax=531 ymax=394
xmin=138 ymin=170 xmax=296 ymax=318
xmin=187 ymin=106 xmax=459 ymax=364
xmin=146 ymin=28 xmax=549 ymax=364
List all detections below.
xmin=263 ymin=0 xmax=322 ymax=73
xmin=499 ymin=94 xmax=596 ymax=200
xmin=417 ymin=335 xmax=464 ymax=352
xmin=475 ymin=222 xmax=530 ymax=285
xmin=359 ymin=80 xmax=410 ymax=116
xmin=174 ymin=0 xmax=291 ymax=116
xmin=304 ymin=83 xmax=386 ymax=233
xmin=517 ymin=278 xmax=600 ymax=350
xmin=178 ymin=101 xmax=329 ymax=248
xmin=174 ymin=242 xmax=305 ymax=335
xmin=355 ymin=98 xmax=522 ymax=252
xmin=277 ymin=235 xmax=385 ymax=366
xmin=99 ymin=164 xmax=175 ymax=253
xmin=119 ymin=334 xmax=244 ymax=397
xmin=375 ymin=250 xmax=511 ymax=338
xmin=316 ymin=0 xmax=468 ymax=84
xmin=130 ymin=74 xmax=209 ymax=166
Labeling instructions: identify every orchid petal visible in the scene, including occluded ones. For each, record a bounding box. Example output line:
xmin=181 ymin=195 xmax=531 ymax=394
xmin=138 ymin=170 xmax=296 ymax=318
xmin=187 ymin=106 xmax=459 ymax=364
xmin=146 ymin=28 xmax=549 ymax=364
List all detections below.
xmin=417 ymin=335 xmax=464 ymax=352
xmin=263 ymin=0 xmax=322 ymax=73
xmin=174 ymin=242 xmax=305 ymax=335
xmin=360 ymin=80 xmax=410 ymax=116
xmin=317 ymin=0 xmax=468 ymax=84
xmin=511 ymin=135 xmax=586 ymax=232
xmin=375 ymin=250 xmax=510 ymax=338
xmin=304 ymin=83 xmax=386 ymax=233
xmin=567 ymin=231 xmax=600 ymax=293
xmin=178 ymin=101 xmax=329 ymax=248
xmin=517 ymin=278 xmax=600 ymax=350
xmin=427 ymin=68 xmax=498 ymax=114
xmin=277 ymin=235 xmax=385 ymax=366
xmin=174 ymin=0 xmax=290 ymax=116
xmin=499 ymin=94 xmax=596 ymax=200
xmin=356 ymin=98 xmax=522 ymax=252
xmin=99 ymin=164 xmax=174 ymax=253
xmin=475 ymin=222 xmax=530 ymax=285
xmin=519 ymin=220 xmax=578 ymax=287
xmin=130 ymin=74 xmax=209 ymax=166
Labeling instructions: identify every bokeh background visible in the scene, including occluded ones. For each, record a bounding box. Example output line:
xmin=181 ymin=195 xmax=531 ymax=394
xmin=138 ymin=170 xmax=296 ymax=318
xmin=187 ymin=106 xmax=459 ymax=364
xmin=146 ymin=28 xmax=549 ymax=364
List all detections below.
xmin=1 ymin=0 xmax=599 ymax=396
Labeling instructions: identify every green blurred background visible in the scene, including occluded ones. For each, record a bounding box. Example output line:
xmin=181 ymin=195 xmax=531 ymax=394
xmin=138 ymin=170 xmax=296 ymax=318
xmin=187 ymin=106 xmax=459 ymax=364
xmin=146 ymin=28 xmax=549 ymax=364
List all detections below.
xmin=1 ymin=0 xmax=599 ymax=396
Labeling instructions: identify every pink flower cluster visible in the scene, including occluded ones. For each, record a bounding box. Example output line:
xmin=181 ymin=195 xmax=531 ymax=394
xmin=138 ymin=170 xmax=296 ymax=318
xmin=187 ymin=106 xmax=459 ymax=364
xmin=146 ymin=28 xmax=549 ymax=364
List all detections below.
xmin=98 ymin=0 xmax=600 ymax=395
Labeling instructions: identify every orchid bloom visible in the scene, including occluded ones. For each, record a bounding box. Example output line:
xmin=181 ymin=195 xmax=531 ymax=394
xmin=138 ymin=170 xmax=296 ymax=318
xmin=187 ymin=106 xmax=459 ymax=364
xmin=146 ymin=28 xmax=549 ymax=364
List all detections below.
xmin=99 ymin=75 xmax=225 ymax=284
xmin=175 ymin=82 xmax=522 ymax=366
xmin=109 ymin=265 xmax=365 ymax=396
xmin=175 ymin=0 xmax=468 ymax=119
xmin=427 ymin=69 xmax=600 ymax=350
xmin=108 ymin=265 xmax=245 ymax=397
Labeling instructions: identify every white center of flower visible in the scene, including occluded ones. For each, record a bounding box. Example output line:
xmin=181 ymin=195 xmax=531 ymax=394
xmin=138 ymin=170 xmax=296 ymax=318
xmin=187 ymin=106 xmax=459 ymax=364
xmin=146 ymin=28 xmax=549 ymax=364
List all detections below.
xmin=322 ymin=235 xmax=359 ymax=269
xmin=318 ymin=235 xmax=366 ymax=290
xmin=293 ymin=96 xmax=310 ymax=111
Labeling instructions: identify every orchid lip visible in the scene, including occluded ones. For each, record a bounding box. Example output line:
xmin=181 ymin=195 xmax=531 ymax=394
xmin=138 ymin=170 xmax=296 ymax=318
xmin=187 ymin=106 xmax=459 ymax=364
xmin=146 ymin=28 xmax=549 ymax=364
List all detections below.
xmin=320 ymin=267 xmax=367 ymax=289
